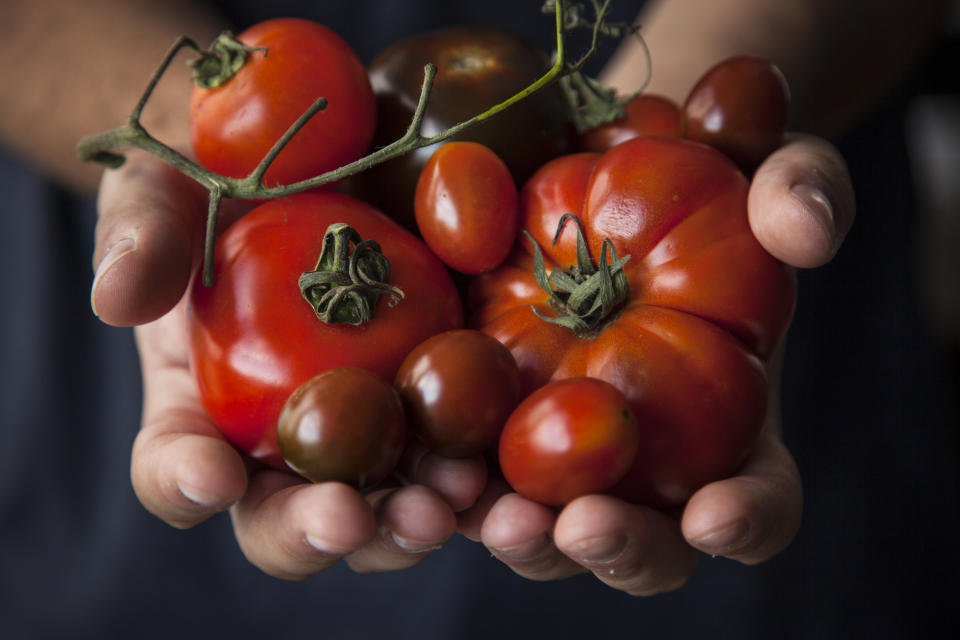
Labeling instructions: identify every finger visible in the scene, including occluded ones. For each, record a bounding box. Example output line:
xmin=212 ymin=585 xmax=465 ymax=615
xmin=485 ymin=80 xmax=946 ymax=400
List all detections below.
xmin=91 ymin=150 xmax=207 ymax=326
xmin=131 ymin=321 xmax=248 ymax=529
xmin=480 ymin=493 xmax=584 ymax=581
xmin=130 ymin=411 xmax=249 ymax=530
xmin=554 ymin=496 xmax=698 ymax=596
xmin=748 ymin=134 xmax=855 ymax=268
xmin=345 ymin=485 xmax=457 ymax=573
xmin=680 ymin=428 xmax=803 ymax=564
xmin=231 ymin=474 xmax=377 ymax=581
xmin=395 ymin=442 xmax=488 ymax=512
xmin=457 ymin=476 xmax=513 ymax=541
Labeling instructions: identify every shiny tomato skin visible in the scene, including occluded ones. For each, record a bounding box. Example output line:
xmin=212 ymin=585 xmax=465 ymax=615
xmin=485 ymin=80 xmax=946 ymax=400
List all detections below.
xmin=415 ymin=142 xmax=519 ymax=274
xmin=470 ymin=136 xmax=795 ymax=508
xmin=188 ymin=192 xmax=463 ymax=468
xmin=190 ymin=18 xmax=376 ymax=187
xmin=395 ymin=329 xmax=521 ymax=458
xmin=682 ymin=56 xmax=790 ymax=172
xmin=277 ymin=367 xmax=407 ymax=488
xmin=498 ymin=377 xmax=640 ymax=507
xmin=579 ymin=94 xmax=683 ymax=153
xmin=343 ymin=26 xmax=577 ymax=230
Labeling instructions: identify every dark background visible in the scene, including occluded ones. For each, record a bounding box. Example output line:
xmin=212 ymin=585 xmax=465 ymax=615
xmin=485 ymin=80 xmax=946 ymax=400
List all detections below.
xmin=1 ymin=1 xmax=957 ymax=638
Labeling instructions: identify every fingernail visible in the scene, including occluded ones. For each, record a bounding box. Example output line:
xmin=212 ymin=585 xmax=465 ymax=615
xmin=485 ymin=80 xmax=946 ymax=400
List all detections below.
xmin=565 ymin=533 xmax=628 ymax=566
xmin=304 ymin=533 xmax=352 ymax=556
xmin=91 ymin=237 xmax=135 ymax=316
xmin=94 ymin=237 xmax=135 ymax=280
xmin=790 ymin=183 xmax=835 ymax=246
xmin=690 ymin=519 xmax=749 ymax=555
xmin=391 ymin=532 xmax=442 ymax=554
xmin=491 ymin=535 xmax=548 ymax=561
xmin=177 ymin=481 xmax=224 ymax=508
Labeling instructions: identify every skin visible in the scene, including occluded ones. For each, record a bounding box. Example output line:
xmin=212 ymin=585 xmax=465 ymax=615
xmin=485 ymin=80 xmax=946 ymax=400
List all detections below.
xmin=1 ymin=0 xmax=944 ymax=591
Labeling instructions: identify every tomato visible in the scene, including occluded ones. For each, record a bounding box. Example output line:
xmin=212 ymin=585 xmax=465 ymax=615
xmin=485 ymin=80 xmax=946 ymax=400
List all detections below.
xmin=682 ymin=55 xmax=790 ymax=172
xmin=498 ymin=377 xmax=639 ymax=507
xmin=579 ymin=94 xmax=683 ymax=153
xmin=414 ymin=142 xmax=518 ymax=274
xmin=342 ymin=26 xmax=577 ymax=230
xmin=190 ymin=18 xmax=376 ymax=187
xmin=188 ymin=191 xmax=463 ymax=468
xmin=395 ymin=330 xmax=521 ymax=458
xmin=470 ymin=137 xmax=796 ymax=508
xmin=277 ymin=367 xmax=407 ymax=488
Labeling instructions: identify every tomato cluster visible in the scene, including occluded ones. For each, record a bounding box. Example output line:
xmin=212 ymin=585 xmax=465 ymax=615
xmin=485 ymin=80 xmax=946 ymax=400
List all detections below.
xmin=185 ymin=18 xmax=795 ymax=507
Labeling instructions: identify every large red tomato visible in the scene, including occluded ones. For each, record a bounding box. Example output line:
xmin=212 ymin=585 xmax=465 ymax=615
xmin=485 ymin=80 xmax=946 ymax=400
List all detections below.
xmin=470 ymin=137 xmax=796 ymax=508
xmin=190 ymin=18 xmax=376 ymax=187
xmin=189 ymin=192 xmax=463 ymax=468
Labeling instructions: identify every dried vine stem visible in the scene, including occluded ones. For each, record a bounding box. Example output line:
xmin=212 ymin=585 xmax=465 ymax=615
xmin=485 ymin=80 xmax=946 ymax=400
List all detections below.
xmin=76 ymin=0 xmax=620 ymax=285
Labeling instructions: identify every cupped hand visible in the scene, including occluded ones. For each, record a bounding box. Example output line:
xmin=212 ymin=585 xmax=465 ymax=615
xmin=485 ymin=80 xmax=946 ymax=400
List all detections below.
xmin=458 ymin=135 xmax=854 ymax=595
xmin=91 ymin=150 xmax=487 ymax=579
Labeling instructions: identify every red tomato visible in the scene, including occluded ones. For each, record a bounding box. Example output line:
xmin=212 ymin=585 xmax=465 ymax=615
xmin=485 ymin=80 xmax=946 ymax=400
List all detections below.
xmin=190 ymin=18 xmax=376 ymax=187
xmin=395 ymin=329 xmax=521 ymax=457
xmin=415 ymin=142 xmax=519 ymax=274
xmin=470 ymin=137 xmax=795 ymax=508
xmin=498 ymin=377 xmax=639 ymax=506
xmin=682 ymin=56 xmax=790 ymax=172
xmin=579 ymin=94 xmax=683 ymax=152
xmin=188 ymin=192 xmax=463 ymax=468
xmin=278 ymin=367 xmax=407 ymax=488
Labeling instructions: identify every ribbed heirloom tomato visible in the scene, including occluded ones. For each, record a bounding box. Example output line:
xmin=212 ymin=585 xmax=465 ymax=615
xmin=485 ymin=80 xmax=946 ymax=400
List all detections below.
xmin=470 ymin=137 xmax=796 ymax=508
xmin=188 ymin=192 xmax=463 ymax=470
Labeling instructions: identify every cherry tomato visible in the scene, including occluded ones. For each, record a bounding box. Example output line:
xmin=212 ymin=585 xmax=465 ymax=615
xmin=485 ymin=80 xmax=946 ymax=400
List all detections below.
xmin=470 ymin=137 xmax=795 ymax=508
xmin=395 ymin=330 xmax=521 ymax=457
xmin=343 ymin=26 xmax=577 ymax=230
xmin=682 ymin=55 xmax=790 ymax=172
xmin=278 ymin=367 xmax=407 ymax=488
xmin=498 ymin=377 xmax=639 ymax=507
xmin=579 ymin=94 xmax=682 ymax=153
xmin=190 ymin=18 xmax=376 ymax=187
xmin=188 ymin=191 xmax=463 ymax=469
xmin=415 ymin=142 xmax=519 ymax=274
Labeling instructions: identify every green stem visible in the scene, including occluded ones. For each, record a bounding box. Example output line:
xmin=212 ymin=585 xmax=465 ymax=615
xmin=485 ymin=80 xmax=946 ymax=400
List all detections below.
xmin=299 ymin=223 xmax=404 ymax=325
xmin=526 ymin=214 xmax=631 ymax=335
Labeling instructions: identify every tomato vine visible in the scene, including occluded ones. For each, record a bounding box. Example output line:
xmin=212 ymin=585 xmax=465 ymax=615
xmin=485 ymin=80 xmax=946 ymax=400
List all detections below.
xmin=75 ymin=0 xmax=645 ymax=286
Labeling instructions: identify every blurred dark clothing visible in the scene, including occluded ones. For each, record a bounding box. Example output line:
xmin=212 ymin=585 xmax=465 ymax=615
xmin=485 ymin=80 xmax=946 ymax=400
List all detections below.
xmin=1 ymin=1 xmax=957 ymax=638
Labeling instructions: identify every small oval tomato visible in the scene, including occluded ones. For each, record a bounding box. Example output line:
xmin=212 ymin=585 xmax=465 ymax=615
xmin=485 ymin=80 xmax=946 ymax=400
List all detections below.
xmin=343 ymin=26 xmax=577 ymax=230
xmin=190 ymin=18 xmax=376 ymax=187
xmin=579 ymin=94 xmax=682 ymax=153
xmin=682 ymin=55 xmax=790 ymax=172
xmin=278 ymin=367 xmax=407 ymax=489
xmin=188 ymin=191 xmax=463 ymax=469
xmin=498 ymin=377 xmax=639 ymax=507
xmin=395 ymin=329 xmax=521 ymax=457
xmin=415 ymin=142 xmax=518 ymax=274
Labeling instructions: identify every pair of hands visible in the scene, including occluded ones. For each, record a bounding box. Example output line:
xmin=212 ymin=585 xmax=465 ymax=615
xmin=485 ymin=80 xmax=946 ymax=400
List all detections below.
xmin=91 ymin=134 xmax=853 ymax=593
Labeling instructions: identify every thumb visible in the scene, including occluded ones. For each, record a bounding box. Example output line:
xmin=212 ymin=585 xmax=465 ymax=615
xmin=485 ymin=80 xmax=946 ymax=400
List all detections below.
xmin=91 ymin=150 xmax=206 ymax=326
xmin=747 ymin=135 xmax=855 ymax=269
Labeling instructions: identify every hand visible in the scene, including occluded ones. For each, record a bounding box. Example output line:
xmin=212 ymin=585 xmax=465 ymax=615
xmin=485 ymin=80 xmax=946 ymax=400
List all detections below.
xmin=91 ymin=150 xmax=487 ymax=579
xmin=457 ymin=135 xmax=855 ymax=595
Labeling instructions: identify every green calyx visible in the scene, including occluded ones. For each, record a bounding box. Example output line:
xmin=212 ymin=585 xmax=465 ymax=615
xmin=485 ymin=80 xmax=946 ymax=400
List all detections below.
xmin=189 ymin=31 xmax=266 ymax=89
xmin=299 ymin=223 xmax=405 ymax=326
xmin=527 ymin=213 xmax=631 ymax=334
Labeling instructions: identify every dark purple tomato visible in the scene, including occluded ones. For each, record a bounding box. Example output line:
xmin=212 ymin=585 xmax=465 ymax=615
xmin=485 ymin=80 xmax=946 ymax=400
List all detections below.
xmin=277 ymin=367 xmax=407 ymax=489
xmin=395 ymin=330 xmax=521 ymax=458
xmin=682 ymin=55 xmax=790 ymax=172
xmin=343 ymin=26 xmax=577 ymax=230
